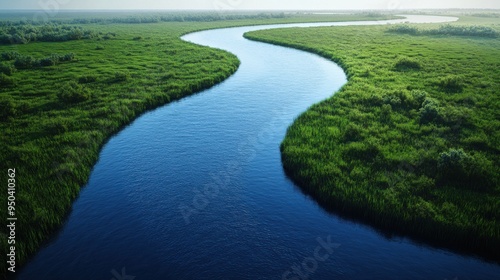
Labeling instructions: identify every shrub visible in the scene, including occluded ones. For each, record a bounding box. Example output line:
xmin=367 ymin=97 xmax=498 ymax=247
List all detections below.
xmin=40 ymin=56 xmax=58 ymax=67
xmin=113 ymin=71 xmax=130 ymax=82
xmin=13 ymin=53 xmax=74 ymax=69
xmin=102 ymin=32 xmax=116 ymax=40
xmin=344 ymin=140 xmax=380 ymax=161
xmin=380 ymin=104 xmax=392 ymax=123
xmin=465 ymin=153 xmax=497 ymax=191
xmin=383 ymin=95 xmax=401 ymax=108
xmin=394 ymin=57 xmax=422 ymax=71
xmin=342 ymin=123 xmax=363 ymax=142
xmin=0 ymin=73 xmax=15 ymax=86
xmin=133 ymin=36 xmax=143 ymax=40
xmin=78 ymin=75 xmax=97 ymax=84
xmin=14 ymin=55 xmax=38 ymax=69
xmin=437 ymin=148 xmax=470 ymax=189
xmin=437 ymin=75 xmax=464 ymax=93
xmin=410 ymin=90 xmax=428 ymax=106
xmin=1 ymin=51 xmax=21 ymax=61
xmin=438 ymin=148 xmax=470 ymax=174
xmin=437 ymin=149 xmax=495 ymax=191
xmin=388 ymin=25 xmax=419 ymax=35
xmin=365 ymin=12 xmax=384 ymax=18
xmin=0 ymin=63 xmax=16 ymax=76
xmin=47 ymin=119 xmax=70 ymax=134
xmin=10 ymin=34 xmax=29 ymax=44
xmin=57 ymin=81 xmax=91 ymax=103
xmin=60 ymin=53 xmax=75 ymax=62
xmin=95 ymin=45 xmax=105 ymax=50
xmin=429 ymin=24 xmax=499 ymax=38
xmin=441 ymin=106 xmax=471 ymax=130
xmin=419 ymin=98 xmax=440 ymax=123
xmin=0 ymin=97 xmax=16 ymax=120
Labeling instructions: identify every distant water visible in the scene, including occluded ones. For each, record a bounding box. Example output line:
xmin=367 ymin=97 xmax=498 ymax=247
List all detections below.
xmin=310 ymin=12 xmax=352 ymax=15
xmin=17 ymin=15 xmax=500 ymax=280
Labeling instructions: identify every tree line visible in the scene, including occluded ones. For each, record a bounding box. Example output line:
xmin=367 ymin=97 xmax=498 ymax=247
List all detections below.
xmin=388 ymin=24 xmax=499 ymax=38
xmin=0 ymin=24 xmax=100 ymax=45
xmin=0 ymin=12 xmax=287 ymax=27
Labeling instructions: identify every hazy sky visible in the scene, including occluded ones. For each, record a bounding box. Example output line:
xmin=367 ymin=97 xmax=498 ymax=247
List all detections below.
xmin=1 ymin=0 xmax=499 ymax=10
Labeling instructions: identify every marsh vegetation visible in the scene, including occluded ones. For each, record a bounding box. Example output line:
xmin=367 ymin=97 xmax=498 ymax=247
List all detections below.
xmin=245 ymin=17 xmax=500 ymax=258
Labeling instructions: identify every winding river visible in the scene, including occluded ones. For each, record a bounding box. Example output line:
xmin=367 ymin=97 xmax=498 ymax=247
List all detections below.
xmin=18 ymin=16 xmax=500 ymax=279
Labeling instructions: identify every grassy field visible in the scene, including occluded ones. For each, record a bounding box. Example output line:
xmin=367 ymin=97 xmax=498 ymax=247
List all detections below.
xmin=245 ymin=16 xmax=500 ymax=260
xmin=0 ymin=12 xmax=399 ymax=276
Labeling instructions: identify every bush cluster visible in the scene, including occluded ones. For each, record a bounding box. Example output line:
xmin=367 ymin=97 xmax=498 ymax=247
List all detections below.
xmin=78 ymin=75 xmax=98 ymax=84
xmin=57 ymin=82 xmax=91 ymax=103
xmin=0 ymin=24 xmax=99 ymax=45
xmin=0 ymin=98 xmax=15 ymax=120
xmin=437 ymin=148 xmax=495 ymax=191
xmin=0 ymin=63 xmax=15 ymax=76
xmin=437 ymin=148 xmax=470 ymax=175
xmin=0 ymin=73 xmax=15 ymax=86
xmin=394 ymin=57 xmax=422 ymax=71
xmin=13 ymin=53 xmax=75 ymax=69
xmin=1 ymin=51 xmax=21 ymax=60
xmin=388 ymin=24 xmax=419 ymax=35
xmin=419 ymin=98 xmax=440 ymax=123
xmin=437 ymin=75 xmax=464 ymax=93
xmin=429 ymin=24 xmax=499 ymax=38
xmin=388 ymin=24 xmax=499 ymax=38
xmin=112 ymin=71 xmax=130 ymax=83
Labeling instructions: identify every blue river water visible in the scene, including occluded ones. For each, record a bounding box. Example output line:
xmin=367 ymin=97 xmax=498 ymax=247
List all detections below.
xmin=17 ymin=16 xmax=500 ymax=279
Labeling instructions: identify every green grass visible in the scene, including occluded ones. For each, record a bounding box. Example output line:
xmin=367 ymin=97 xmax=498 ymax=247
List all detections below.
xmin=245 ymin=17 xmax=500 ymax=260
xmin=0 ymin=12 xmax=399 ymax=276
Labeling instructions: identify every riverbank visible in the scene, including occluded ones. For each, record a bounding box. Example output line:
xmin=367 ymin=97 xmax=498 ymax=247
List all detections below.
xmin=244 ymin=16 xmax=500 ymax=260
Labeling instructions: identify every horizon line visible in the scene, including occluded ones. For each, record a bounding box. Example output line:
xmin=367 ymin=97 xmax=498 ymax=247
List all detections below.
xmin=0 ymin=8 xmax=499 ymax=11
